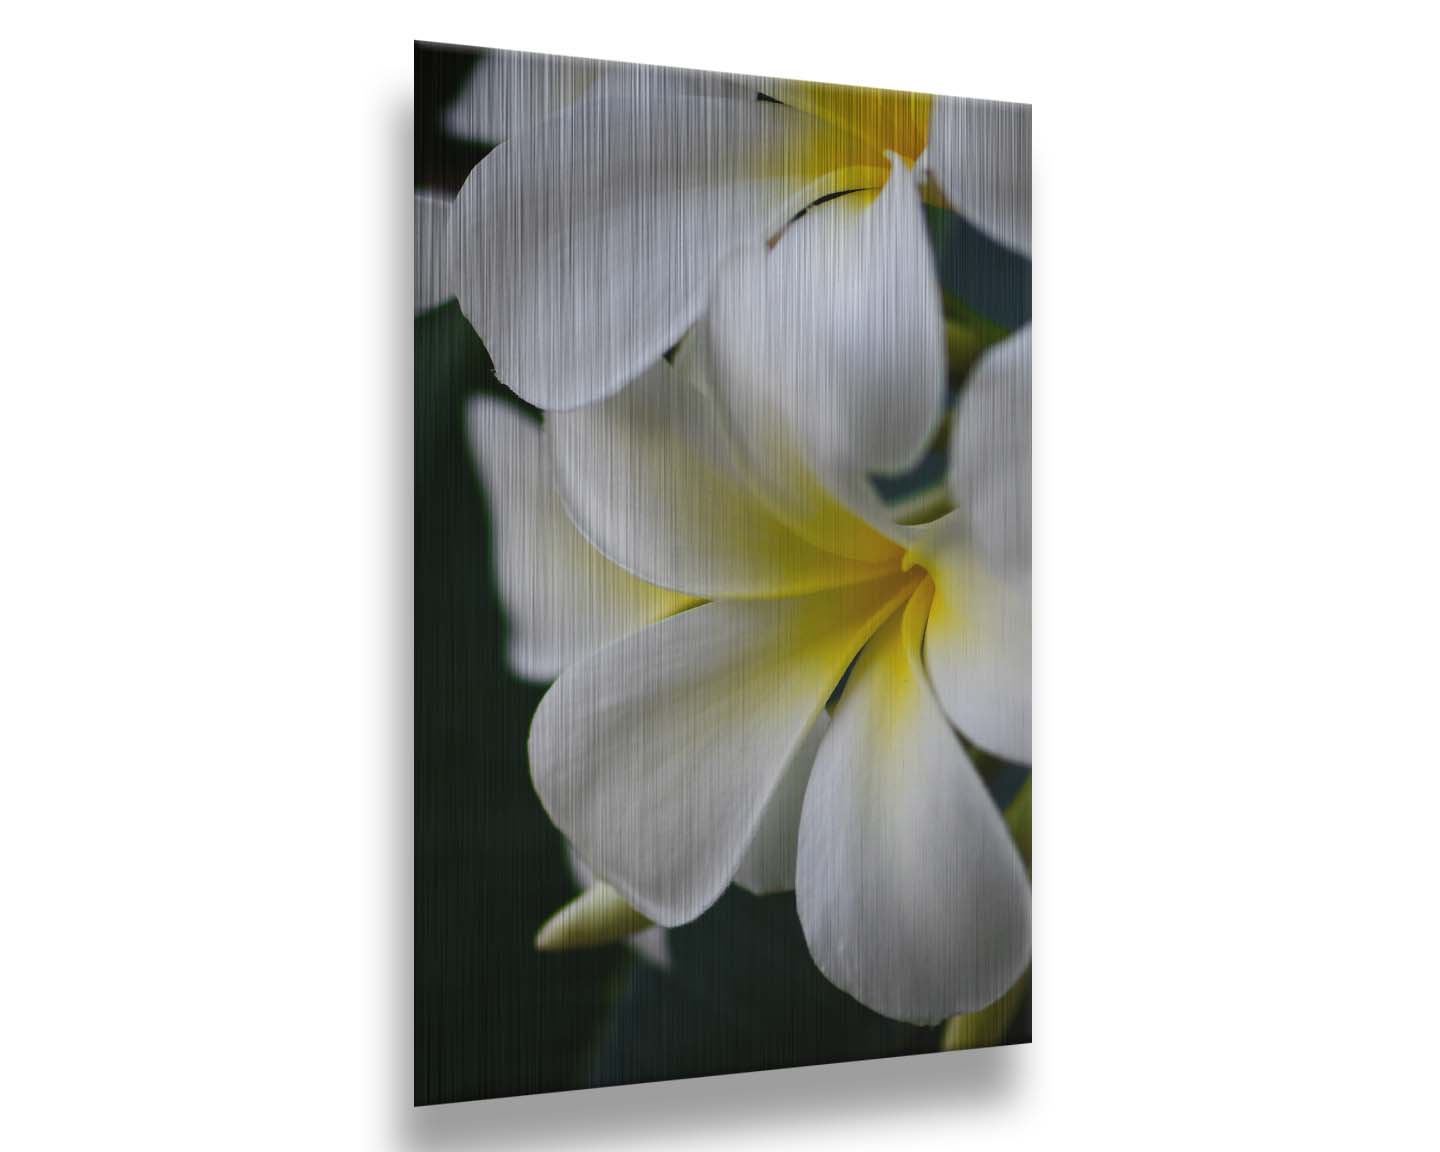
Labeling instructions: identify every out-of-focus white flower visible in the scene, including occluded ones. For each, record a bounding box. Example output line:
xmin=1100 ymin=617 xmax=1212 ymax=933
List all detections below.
xmin=470 ymin=320 xmax=1031 ymax=1024
xmin=445 ymin=49 xmax=604 ymax=144
xmin=465 ymin=398 xmax=697 ymax=681
xmin=445 ymin=49 xmax=764 ymax=143
xmin=415 ymin=193 xmax=454 ymax=313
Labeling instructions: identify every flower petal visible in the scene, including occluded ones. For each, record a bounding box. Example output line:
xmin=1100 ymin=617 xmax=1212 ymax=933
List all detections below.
xmin=529 ymin=574 xmax=918 ymax=926
xmin=676 ymin=326 xmax=906 ymax=565
xmin=450 ymin=86 xmax=819 ymax=409
xmin=466 ymin=397 xmax=694 ymax=681
xmin=796 ymin=581 xmax=1031 ymax=1023
xmin=546 ymin=357 xmax=899 ymax=597
xmin=732 ymin=711 xmax=830 ymax=896
xmin=912 ymin=328 xmax=1031 ymax=760
xmin=445 ymin=50 xmax=771 ymax=143
xmin=948 ymin=327 xmax=1031 ymax=576
xmin=924 ymin=96 xmax=1031 ymax=257
xmin=706 ymin=154 xmax=946 ymax=477
xmin=445 ymin=49 xmax=602 ymax=143
xmin=915 ymin=522 xmax=1031 ymax=762
xmin=414 ymin=193 xmax=453 ymax=312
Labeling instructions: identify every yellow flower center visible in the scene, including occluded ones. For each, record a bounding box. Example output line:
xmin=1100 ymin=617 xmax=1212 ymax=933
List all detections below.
xmin=759 ymin=80 xmax=933 ymax=200
xmin=773 ymin=80 xmax=932 ymax=165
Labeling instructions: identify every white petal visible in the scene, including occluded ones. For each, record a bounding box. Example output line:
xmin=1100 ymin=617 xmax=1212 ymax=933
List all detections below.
xmin=546 ymin=358 xmax=899 ymax=597
xmin=445 ymin=50 xmax=765 ymax=143
xmin=450 ymin=88 xmax=817 ymax=409
xmin=676 ymin=326 xmax=906 ymax=566
xmin=466 ymin=397 xmax=694 ymax=681
xmin=921 ymin=529 xmax=1025 ymax=766
xmin=924 ymin=96 xmax=1031 ymax=257
xmin=444 ymin=49 xmax=601 ymax=143
xmin=948 ymin=327 xmax=1032 ymax=577
xmin=917 ymin=523 xmax=1031 ymax=762
xmin=414 ymin=193 xmax=454 ymax=311
xmin=733 ymin=711 xmax=830 ymax=895
xmin=796 ymin=582 xmax=1031 ymax=1023
xmin=706 ymin=155 xmax=946 ymax=477
xmin=912 ymin=328 xmax=1031 ymax=760
xmin=529 ymin=574 xmax=918 ymax=926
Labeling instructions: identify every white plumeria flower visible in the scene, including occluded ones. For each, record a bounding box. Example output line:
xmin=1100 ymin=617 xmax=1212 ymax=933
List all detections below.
xmin=450 ymin=66 xmax=1026 ymax=475
xmin=468 ymin=320 xmax=1032 ymax=1024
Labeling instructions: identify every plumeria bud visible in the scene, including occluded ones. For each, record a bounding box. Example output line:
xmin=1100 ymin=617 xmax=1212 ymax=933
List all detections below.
xmin=534 ymin=882 xmax=653 ymax=952
xmin=939 ymin=968 xmax=1030 ymax=1051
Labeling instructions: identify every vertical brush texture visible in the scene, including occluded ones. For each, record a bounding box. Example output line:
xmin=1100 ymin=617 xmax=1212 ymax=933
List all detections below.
xmin=415 ymin=40 xmax=1031 ymax=1104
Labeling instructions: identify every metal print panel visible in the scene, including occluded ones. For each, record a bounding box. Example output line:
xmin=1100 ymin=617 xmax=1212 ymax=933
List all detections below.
xmin=415 ymin=39 xmax=1032 ymax=1105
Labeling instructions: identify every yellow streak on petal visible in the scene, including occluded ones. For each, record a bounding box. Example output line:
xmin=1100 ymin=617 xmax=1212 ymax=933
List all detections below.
xmin=534 ymin=881 xmax=654 ymax=952
xmin=836 ymin=576 xmax=934 ymax=747
xmin=682 ymin=326 xmax=907 ymax=568
xmin=781 ymin=570 xmax=926 ymax=693
xmin=900 ymin=574 xmax=936 ymax=678
xmin=740 ymin=444 xmax=906 ymax=572
xmin=901 ymin=521 xmax=979 ymax=642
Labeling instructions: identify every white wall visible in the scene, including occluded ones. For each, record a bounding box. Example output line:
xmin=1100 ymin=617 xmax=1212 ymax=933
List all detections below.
xmin=3 ymin=3 xmax=1438 ymax=1148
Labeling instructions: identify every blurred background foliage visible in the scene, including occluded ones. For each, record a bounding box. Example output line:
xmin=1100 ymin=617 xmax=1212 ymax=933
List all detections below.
xmin=415 ymin=41 xmax=1030 ymax=1105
